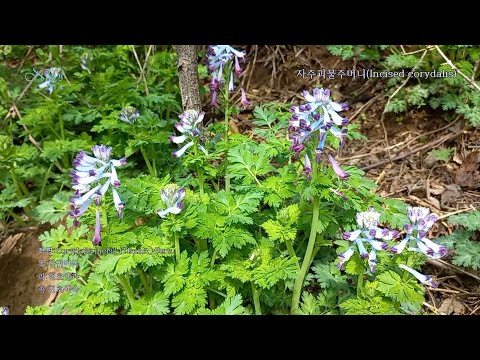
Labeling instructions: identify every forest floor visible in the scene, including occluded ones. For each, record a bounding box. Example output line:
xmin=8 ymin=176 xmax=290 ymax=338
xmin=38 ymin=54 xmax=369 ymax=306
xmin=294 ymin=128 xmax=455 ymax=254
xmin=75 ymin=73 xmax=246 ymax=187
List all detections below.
xmin=1 ymin=45 xmax=479 ymax=315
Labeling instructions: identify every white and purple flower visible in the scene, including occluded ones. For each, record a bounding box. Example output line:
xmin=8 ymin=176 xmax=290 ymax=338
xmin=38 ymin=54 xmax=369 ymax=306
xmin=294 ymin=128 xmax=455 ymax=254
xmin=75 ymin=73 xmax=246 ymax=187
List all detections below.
xmin=80 ymin=53 xmax=93 ymax=74
xmin=171 ymin=109 xmax=208 ymax=158
xmin=37 ymin=67 xmax=63 ymax=94
xmin=338 ymin=208 xmax=399 ymax=273
xmin=207 ymin=45 xmax=247 ymax=108
xmin=390 ymin=206 xmax=447 ymax=259
xmin=399 ymin=264 xmax=438 ymax=288
xmin=288 ymin=88 xmax=350 ymax=181
xmin=0 ymin=307 xmax=9 ymax=315
xmin=69 ymin=145 xmax=127 ymax=245
xmin=119 ymin=106 xmax=140 ymax=124
xmin=157 ymin=184 xmax=186 ymax=218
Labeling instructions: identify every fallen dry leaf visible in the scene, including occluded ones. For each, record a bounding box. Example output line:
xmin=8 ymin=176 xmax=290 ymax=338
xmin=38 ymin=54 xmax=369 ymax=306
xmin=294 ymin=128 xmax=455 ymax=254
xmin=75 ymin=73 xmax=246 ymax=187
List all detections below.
xmin=438 ymin=297 xmax=466 ymax=315
xmin=441 ymin=184 xmax=462 ymax=209
xmin=455 ymin=152 xmax=479 ymax=188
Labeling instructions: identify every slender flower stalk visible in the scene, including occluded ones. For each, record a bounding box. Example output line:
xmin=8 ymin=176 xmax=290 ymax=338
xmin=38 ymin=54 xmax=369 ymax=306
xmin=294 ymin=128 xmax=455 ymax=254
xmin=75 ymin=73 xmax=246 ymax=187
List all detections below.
xmin=207 ymin=45 xmax=248 ymax=194
xmin=291 ymin=161 xmax=320 ymax=313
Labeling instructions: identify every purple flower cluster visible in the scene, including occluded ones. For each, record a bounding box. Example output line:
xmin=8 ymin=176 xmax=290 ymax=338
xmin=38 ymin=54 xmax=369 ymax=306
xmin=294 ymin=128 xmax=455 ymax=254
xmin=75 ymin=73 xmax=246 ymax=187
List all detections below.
xmin=207 ymin=45 xmax=248 ymax=109
xmin=69 ymin=145 xmax=126 ymax=245
xmin=338 ymin=206 xmax=446 ymax=288
xmin=288 ymin=88 xmax=350 ymax=181
xmin=157 ymin=184 xmax=186 ymax=218
xmin=390 ymin=206 xmax=447 ymax=259
xmin=171 ymin=110 xmax=208 ymax=158
xmin=338 ymin=208 xmax=399 ymax=272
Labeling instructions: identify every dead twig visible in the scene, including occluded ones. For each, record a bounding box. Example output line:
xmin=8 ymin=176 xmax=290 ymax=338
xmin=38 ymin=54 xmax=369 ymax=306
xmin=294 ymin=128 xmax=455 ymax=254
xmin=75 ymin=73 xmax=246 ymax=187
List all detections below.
xmin=437 ymin=205 xmax=477 ymax=221
xmin=434 ymin=45 xmax=480 ymax=92
xmin=427 ymin=258 xmax=480 ymax=282
xmin=361 ymin=131 xmax=462 ymax=171
xmin=348 ymin=94 xmax=382 ymax=123
xmin=131 ymin=45 xmax=149 ymax=95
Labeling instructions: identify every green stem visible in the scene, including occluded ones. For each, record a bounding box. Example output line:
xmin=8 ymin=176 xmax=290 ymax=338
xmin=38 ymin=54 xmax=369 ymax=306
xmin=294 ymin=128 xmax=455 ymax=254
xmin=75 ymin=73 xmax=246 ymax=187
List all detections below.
xmin=140 ymin=146 xmax=155 ymax=177
xmin=151 ymin=154 xmax=157 ymax=177
xmin=224 ymin=86 xmax=230 ymax=194
xmin=7 ymin=210 xmax=25 ymax=225
xmin=285 ymin=240 xmax=300 ymax=270
xmin=208 ymin=292 xmax=216 ymax=310
xmin=193 ymin=143 xmax=204 ymax=197
xmin=196 ymin=164 xmax=205 ymax=196
xmin=210 ymin=248 xmax=217 ymax=269
xmin=251 ymin=282 xmax=262 ymax=315
xmin=357 ymin=272 xmax=364 ymax=298
xmin=291 ymin=160 xmax=320 ymax=313
xmin=40 ymin=163 xmax=54 ymax=201
xmin=10 ymin=169 xmax=24 ymax=198
xmin=206 ymin=287 xmax=227 ymax=298
xmin=137 ymin=269 xmax=150 ymax=294
xmin=101 ymin=204 xmax=108 ymax=228
xmin=117 ymin=274 xmax=135 ymax=308
xmin=59 ymin=116 xmax=65 ymax=140
xmin=174 ymin=232 xmax=180 ymax=261
xmin=308 ymin=242 xmax=321 ymax=271
xmin=403 ymin=254 xmax=413 ymax=281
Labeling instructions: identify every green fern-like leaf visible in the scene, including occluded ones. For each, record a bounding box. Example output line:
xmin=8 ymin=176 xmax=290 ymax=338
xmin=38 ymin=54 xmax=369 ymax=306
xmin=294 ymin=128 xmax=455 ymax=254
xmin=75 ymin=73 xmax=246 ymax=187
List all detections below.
xmin=448 ymin=210 xmax=480 ymax=231
xmin=130 ymin=293 xmax=170 ymax=315
xmin=376 ymin=271 xmax=425 ymax=307
xmin=198 ymin=294 xmax=250 ymax=315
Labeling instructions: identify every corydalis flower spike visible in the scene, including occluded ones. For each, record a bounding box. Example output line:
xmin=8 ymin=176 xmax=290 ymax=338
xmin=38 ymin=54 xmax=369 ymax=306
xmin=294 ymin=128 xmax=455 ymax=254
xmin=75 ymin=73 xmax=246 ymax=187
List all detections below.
xmin=119 ymin=106 xmax=140 ymax=124
xmin=69 ymin=145 xmax=126 ymax=241
xmin=399 ymin=264 xmax=438 ymax=288
xmin=171 ymin=110 xmax=207 ymax=158
xmin=158 ymin=184 xmax=186 ymax=218
xmin=207 ymin=45 xmax=246 ymax=107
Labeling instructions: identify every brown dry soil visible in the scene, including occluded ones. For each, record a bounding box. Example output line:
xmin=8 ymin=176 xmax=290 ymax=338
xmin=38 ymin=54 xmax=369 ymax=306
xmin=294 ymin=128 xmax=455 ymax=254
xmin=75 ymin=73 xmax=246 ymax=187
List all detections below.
xmin=0 ymin=227 xmax=56 ymax=314
xmin=1 ymin=45 xmax=479 ymax=315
